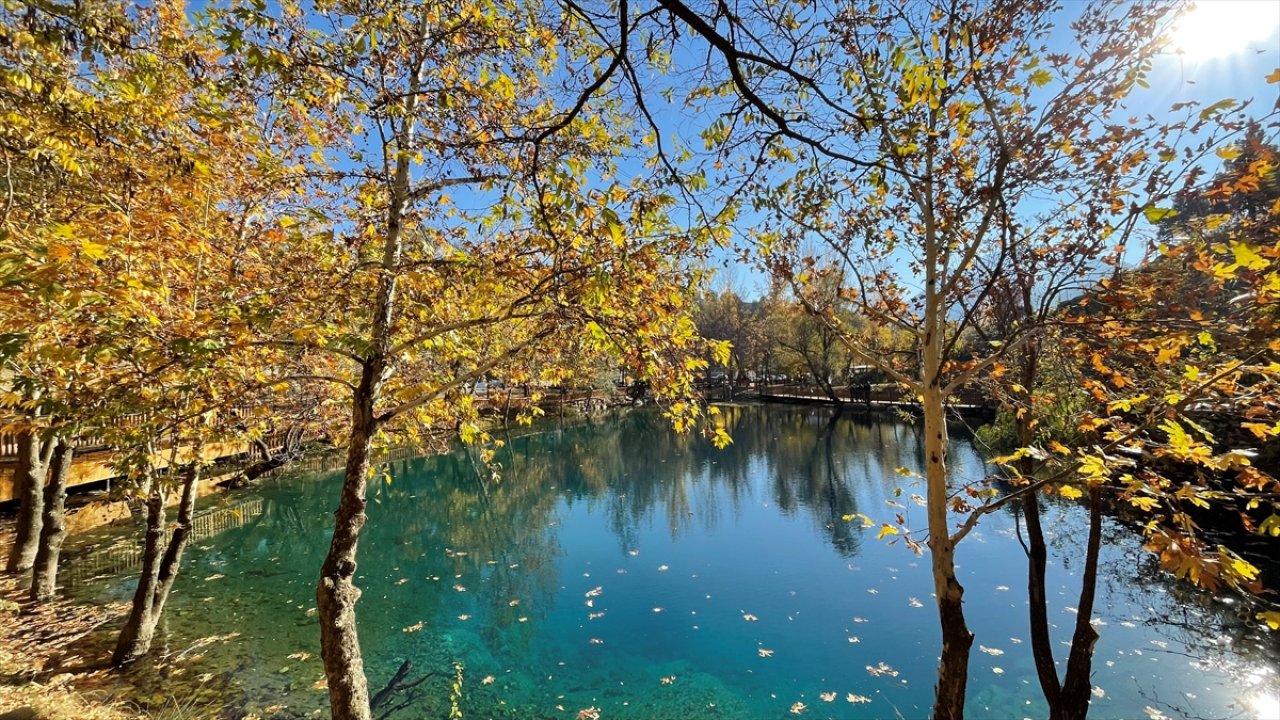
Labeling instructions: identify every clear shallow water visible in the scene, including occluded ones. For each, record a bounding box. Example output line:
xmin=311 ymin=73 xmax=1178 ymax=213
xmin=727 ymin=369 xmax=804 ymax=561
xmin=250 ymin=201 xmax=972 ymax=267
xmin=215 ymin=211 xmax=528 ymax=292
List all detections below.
xmin=69 ymin=405 xmax=1278 ymax=719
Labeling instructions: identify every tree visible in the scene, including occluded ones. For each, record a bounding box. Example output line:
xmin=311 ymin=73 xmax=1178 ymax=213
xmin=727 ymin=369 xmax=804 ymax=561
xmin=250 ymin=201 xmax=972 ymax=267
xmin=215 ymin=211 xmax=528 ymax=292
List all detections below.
xmin=216 ymin=1 xmax=726 ymax=716
xmin=590 ymin=1 xmax=1215 ymax=716
xmin=0 ymin=0 xmax=312 ymax=624
xmin=1054 ymin=109 xmax=1280 ymax=613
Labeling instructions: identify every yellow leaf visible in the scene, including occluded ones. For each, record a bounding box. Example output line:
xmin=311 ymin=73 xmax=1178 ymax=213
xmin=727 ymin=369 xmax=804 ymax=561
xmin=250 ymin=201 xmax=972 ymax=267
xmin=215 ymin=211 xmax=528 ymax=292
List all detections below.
xmin=876 ymin=524 xmax=899 ymax=541
xmin=1231 ymin=241 xmax=1269 ymax=270
xmin=1059 ymin=485 xmax=1084 ymax=500
xmin=1129 ymin=496 xmax=1159 ymax=512
xmin=81 ymin=240 xmax=107 ymax=259
xmin=1258 ymin=514 xmax=1280 ymax=537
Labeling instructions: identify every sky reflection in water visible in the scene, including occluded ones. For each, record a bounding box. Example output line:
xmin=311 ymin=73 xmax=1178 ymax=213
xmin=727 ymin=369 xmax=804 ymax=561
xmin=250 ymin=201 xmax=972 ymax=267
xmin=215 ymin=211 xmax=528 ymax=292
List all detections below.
xmin=70 ymin=405 xmax=1278 ymax=719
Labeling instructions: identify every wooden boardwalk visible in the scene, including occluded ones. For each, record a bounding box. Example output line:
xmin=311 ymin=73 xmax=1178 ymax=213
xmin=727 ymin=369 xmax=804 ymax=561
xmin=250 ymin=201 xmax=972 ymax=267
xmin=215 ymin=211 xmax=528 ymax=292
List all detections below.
xmin=0 ymin=388 xmax=624 ymax=504
xmin=755 ymin=384 xmax=997 ymax=420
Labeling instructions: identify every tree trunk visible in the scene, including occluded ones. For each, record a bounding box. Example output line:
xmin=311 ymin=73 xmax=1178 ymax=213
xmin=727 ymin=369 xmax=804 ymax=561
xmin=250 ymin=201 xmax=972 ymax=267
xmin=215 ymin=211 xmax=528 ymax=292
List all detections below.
xmin=1024 ymin=492 xmax=1062 ymax=704
xmin=113 ymin=471 xmax=166 ymax=666
xmin=30 ymin=438 xmax=74 ymax=602
xmin=925 ymin=381 xmax=973 ymax=720
xmin=1051 ymin=488 xmax=1103 ymax=720
xmin=317 ymin=365 xmax=379 ymax=720
xmin=151 ymin=464 xmax=200 ymax=620
xmin=112 ymin=462 xmax=202 ymax=665
xmin=1016 ymin=343 xmax=1063 ymax=705
xmin=922 ymin=213 xmax=972 ymax=720
xmin=7 ymin=431 xmax=53 ymax=574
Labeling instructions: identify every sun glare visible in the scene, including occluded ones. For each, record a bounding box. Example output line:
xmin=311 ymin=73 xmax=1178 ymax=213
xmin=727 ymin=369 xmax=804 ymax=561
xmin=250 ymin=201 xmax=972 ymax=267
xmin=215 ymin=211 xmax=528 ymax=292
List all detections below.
xmin=1169 ymin=0 xmax=1280 ymax=59
xmin=1246 ymin=690 xmax=1279 ymax=720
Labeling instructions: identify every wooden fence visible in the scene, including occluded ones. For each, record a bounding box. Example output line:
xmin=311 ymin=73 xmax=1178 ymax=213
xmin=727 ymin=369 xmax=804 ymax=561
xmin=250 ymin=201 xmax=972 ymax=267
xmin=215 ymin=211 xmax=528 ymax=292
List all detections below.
xmin=59 ymin=496 xmax=265 ymax=590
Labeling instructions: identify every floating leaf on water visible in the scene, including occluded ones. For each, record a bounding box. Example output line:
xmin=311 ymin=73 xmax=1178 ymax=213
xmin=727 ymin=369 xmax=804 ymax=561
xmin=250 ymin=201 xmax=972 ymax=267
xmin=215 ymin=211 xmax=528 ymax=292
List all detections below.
xmin=457 ymin=614 xmax=470 ymax=621
xmin=652 ymin=607 xmax=664 ymax=613
xmin=742 ymin=613 xmax=758 ymax=622
xmin=395 ymin=578 xmax=408 ymax=586
xmin=758 ymin=648 xmax=774 ymax=657
xmin=908 ymin=597 xmax=923 ymax=608
xmin=1092 ymin=686 xmax=1105 ymax=698
xmin=628 ymin=549 xmax=640 ymax=556
xmin=979 ymin=646 xmax=1004 ymax=656
xmin=402 ymin=622 xmax=423 ymax=633
xmin=819 ymin=692 xmax=836 ymax=702
xmin=660 ymin=675 xmax=676 ymax=685
xmin=585 ymin=586 xmax=603 ymax=598
xmin=848 ymin=636 xmax=860 ymax=643
xmin=847 ymin=693 xmax=872 ymax=704
xmin=866 ymin=662 xmax=898 ymax=677
xmin=508 ymin=599 xmax=520 ymax=607
xmin=589 ymin=638 xmax=603 ymax=645
xmin=204 ymin=574 xmax=225 ymax=581
xmin=992 ymin=667 xmax=1004 ymax=675
xmin=577 ymin=708 xmax=600 ymax=720
xmin=287 ymin=652 xmax=311 ymax=661
xmin=658 ymin=565 xmax=669 ymax=571
xmin=482 ymin=675 xmax=495 ymax=685
xmin=790 ymin=701 xmax=807 ymax=714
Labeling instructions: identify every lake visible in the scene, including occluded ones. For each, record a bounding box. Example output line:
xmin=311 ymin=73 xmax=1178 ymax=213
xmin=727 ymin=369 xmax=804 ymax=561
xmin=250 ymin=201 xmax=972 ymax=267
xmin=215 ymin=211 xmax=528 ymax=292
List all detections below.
xmin=67 ymin=404 xmax=1278 ymax=719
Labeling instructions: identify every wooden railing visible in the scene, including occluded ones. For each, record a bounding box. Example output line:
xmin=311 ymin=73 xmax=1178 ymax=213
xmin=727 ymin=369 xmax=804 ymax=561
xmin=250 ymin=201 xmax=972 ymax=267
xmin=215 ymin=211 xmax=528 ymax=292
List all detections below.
xmin=757 ymin=383 xmax=994 ymax=410
xmin=0 ymin=407 xmax=273 ymax=460
xmin=59 ymin=496 xmax=265 ymax=590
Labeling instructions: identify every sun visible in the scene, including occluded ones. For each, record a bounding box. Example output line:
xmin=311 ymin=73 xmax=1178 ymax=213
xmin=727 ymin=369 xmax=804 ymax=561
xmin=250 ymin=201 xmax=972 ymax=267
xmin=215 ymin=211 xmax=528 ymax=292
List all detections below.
xmin=1169 ymin=0 xmax=1280 ymax=60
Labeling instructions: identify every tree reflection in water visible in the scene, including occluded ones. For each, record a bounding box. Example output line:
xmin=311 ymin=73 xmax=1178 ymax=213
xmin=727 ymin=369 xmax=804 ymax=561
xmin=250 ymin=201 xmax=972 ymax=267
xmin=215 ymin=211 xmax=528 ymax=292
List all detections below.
xmin=66 ymin=405 xmax=1277 ymax=719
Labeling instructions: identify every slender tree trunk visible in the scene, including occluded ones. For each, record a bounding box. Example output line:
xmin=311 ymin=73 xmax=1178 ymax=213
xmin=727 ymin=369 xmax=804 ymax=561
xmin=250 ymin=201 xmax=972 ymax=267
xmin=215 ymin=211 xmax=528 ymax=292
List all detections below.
xmin=112 ymin=462 xmax=202 ymax=665
xmin=1024 ymin=492 xmax=1062 ymax=703
xmin=314 ymin=23 xmax=422 ymax=717
xmin=317 ymin=364 xmax=380 ymax=720
xmin=113 ymin=471 xmax=165 ymax=666
xmin=1024 ymin=483 xmax=1104 ymax=720
xmin=1016 ymin=343 xmax=1062 ymax=703
xmin=149 ymin=464 xmax=200 ymax=622
xmin=7 ymin=431 xmax=53 ymax=574
xmin=1052 ymin=488 xmax=1103 ymax=720
xmin=925 ymin=381 xmax=973 ymax=720
xmin=923 ymin=218 xmax=972 ymax=720
xmin=30 ymin=438 xmax=74 ymax=602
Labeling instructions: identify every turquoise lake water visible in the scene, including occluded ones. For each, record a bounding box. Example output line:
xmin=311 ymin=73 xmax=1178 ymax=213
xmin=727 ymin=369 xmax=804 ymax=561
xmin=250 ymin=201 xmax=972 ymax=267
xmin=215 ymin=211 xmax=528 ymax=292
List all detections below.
xmin=68 ymin=405 xmax=1278 ymax=719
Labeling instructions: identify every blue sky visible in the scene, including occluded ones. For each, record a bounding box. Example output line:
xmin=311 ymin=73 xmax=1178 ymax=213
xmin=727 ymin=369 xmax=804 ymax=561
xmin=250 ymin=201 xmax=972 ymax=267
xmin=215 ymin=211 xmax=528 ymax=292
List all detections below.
xmin=685 ymin=0 xmax=1280 ymax=299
